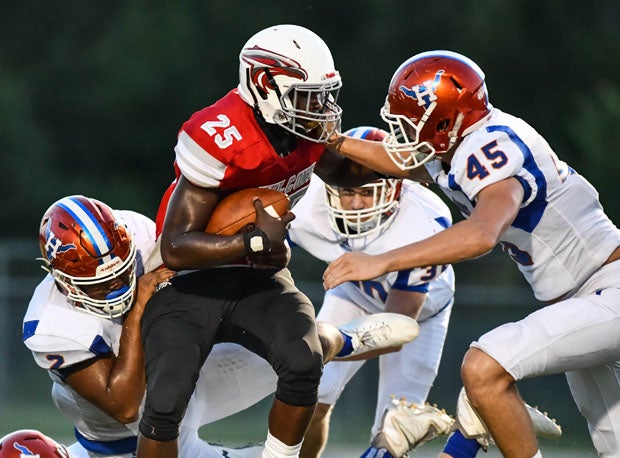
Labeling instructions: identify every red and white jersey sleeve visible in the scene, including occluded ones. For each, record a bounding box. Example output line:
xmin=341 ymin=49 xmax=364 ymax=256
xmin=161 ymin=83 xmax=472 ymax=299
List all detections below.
xmin=155 ymin=89 xmax=325 ymax=236
xmin=172 ymin=89 xmax=324 ymax=193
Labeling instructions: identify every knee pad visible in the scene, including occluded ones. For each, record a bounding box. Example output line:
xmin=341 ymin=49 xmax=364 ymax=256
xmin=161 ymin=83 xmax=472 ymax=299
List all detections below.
xmin=275 ymin=339 xmax=323 ymax=406
xmin=140 ymin=384 xmax=193 ymax=441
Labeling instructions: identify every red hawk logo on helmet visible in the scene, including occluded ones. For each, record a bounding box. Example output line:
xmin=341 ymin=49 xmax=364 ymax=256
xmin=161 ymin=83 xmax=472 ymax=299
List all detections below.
xmin=240 ymin=46 xmax=308 ymax=94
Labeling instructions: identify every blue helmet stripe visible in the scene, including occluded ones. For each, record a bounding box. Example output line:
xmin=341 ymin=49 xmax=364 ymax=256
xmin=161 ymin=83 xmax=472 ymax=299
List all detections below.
xmin=57 ymin=197 xmax=113 ymax=257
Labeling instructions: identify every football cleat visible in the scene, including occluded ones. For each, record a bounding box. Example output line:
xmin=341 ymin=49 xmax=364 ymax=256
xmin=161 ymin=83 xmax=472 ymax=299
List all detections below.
xmin=454 ymin=387 xmax=562 ymax=449
xmin=371 ymin=396 xmax=455 ymax=457
xmin=338 ymin=313 xmax=419 ymax=357
xmin=454 ymin=387 xmax=493 ymax=449
xmin=525 ymin=404 xmax=562 ymax=439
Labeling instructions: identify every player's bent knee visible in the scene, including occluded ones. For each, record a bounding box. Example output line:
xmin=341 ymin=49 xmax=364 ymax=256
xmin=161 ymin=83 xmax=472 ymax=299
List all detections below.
xmin=275 ymin=340 xmax=323 ymax=406
xmin=461 ymin=348 xmax=513 ymax=398
xmin=140 ymin=386 xmax=193 ymax=441
xmin=140 ymin=372 xmax=199 ymax=441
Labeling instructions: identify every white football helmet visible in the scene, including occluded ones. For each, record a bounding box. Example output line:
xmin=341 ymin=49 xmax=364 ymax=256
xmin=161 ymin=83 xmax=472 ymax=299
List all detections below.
xmin=325 ymin=127 xmax=402 ymax=238
xmin=38 ymin=195 xmax=137 ymax=318
xmin=238 ymin=24 xmax=342 ymax=143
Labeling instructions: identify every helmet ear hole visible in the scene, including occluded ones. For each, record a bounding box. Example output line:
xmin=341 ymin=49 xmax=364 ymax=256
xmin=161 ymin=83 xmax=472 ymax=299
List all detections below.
xmin=436 ymin=119 xmax=450 ymax=132
xmin=256 ymin=88 xmax=268 ymax=100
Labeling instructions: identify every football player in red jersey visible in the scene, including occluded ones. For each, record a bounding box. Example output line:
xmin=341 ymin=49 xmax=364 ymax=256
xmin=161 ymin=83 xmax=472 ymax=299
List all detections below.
xmin=137 ymin=24 xmax=411 ymax=458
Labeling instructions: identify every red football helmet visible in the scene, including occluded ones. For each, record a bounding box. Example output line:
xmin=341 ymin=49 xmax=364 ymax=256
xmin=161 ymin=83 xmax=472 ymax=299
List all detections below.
xmin=38 ymin=195 xmax=137 ymax=318
xmin=380 ymin=50 xmax=491 ymax=170
xmin=325 ymin=126 xmax=402 ymax=238
xmin=0 ymin=430 xmax=70 ymax=458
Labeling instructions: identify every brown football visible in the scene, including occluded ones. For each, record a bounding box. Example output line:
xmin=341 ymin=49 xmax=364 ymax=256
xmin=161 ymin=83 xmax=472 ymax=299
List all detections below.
xmin=205 ymin=188 xmax=290 ymax=235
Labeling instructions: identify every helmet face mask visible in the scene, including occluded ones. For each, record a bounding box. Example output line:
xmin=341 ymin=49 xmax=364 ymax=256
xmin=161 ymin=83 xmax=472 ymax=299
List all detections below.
xmin=324 ymin=126 xmax=402 ymax=238
xmin=325 ymin=179 xmax=401 ymax=238
xmin=38 ymin=195 xmax=137 ymax=319
xmin=380 ymin=100 xmax=442 ymax=170
xmin=277 ymin=81 xmax=342 ymax=142
xmin=381 ymin=50 xmax=491 ymax=170
xmin=45 ymin=244 xmax=137 ymax=318
xmin=238 ymin=24 xmax=342 ymax=143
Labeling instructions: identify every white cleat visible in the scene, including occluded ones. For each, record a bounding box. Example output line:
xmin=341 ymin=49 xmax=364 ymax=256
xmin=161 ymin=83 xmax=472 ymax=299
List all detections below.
xmin=454 ymin=387 xmax=493 ymax=449
xmin=338 ymin=313 xmax=419 ymax=357
xmin=371 ymin=395 xmax=454 ymax=457
xmin=526 ymin=403 xmax=562 ymax=439
xmin=455 ymin=387 xmax=562 ymax=449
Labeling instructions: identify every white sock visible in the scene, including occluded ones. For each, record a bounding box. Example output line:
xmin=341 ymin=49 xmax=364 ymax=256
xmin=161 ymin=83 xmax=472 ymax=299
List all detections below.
xmin=261 ymin=430 xmax=302 ymax=458
xmin=531 ymin=451 xmax=542 ymax=458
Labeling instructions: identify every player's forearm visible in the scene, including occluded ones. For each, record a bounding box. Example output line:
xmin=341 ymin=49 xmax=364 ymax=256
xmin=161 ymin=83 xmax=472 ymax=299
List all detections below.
xmin=385 ymin=290 xmax=426 ymax=320
xmin=103 ymin=267 xmax=176 ymax=422
xmin=161 ymin=232 xmax=247 ymax=269
xmin=105 ymin=311 xmax=146 ymax=423
xmin=326 ymin=134 xmax=407 ymax=178
xmin=379 ymin=219 xmax=496 ymax=272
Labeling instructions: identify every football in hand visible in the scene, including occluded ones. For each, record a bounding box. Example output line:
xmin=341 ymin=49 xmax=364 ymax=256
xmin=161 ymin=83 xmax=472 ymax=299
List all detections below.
xmin=205 ymin=188 xmax=290 ymax=235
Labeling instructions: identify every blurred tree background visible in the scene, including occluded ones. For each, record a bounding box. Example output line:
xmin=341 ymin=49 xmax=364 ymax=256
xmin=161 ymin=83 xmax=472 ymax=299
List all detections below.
xmin=2 ymin=0 xmax=619 ymax=232
xmin=1 ymin=1 xmax=619 ymax=454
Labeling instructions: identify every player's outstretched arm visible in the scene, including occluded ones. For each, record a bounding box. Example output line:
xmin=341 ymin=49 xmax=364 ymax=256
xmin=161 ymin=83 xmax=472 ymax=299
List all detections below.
xmin=323 ymin=178 xmax=524 ymax=289
xmin=325 ymin=132 xmax=433 ymax=183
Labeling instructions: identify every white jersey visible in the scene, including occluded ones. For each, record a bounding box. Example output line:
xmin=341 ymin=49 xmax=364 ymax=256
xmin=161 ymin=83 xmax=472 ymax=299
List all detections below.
xmin=425 ymin=107 xmax=620 ymax=302
xmin=23 ymin=210 xmax=157 ymax=445
xmin=23 ymin=210 xmax=276 ymax=457
xmin=289 ymin=175 xmax=455 ymax=434
xmin=288 ymin=176 xmax=455 ymax=320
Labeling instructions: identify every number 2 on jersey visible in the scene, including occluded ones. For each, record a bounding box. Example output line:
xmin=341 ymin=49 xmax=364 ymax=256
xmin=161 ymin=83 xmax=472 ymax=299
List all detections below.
xmin=200 ymin=114 xmax=242 ymax=149
xmin=466 ymin=140 xmax=508 ymax=180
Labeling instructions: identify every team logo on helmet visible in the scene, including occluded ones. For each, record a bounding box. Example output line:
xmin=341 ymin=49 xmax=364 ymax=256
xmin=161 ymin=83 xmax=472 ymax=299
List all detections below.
xmin=240 ymin=46 xmax=307 ymax=94
xmin=13 ymin=441 xmax=39 ymax=457
xmin=42 ymin=228 xmax=76 ymax=261
xmin=399 ymin=69 xmax=445 ymax=109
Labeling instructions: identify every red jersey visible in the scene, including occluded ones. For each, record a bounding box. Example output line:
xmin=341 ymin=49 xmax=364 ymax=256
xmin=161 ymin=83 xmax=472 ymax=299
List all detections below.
xmin=155 ymin=89 xmax=325 ymax=235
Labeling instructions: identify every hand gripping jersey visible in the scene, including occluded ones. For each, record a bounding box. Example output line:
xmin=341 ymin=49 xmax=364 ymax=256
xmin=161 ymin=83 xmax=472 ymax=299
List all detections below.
xmin=23 ymin=210 xmax=156 ymax=445
xmin=155 ymin=89 xmax=326 ymax=235
xmin=425 ymin=108 xmax=620 ymax=302
xmin=288 ymin=177 xmax=455 ymax=320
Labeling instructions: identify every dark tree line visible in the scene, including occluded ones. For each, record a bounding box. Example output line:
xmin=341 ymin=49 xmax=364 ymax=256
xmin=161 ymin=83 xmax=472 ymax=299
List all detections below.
xmin=2 ymin=0 xmax=619 ymax=236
